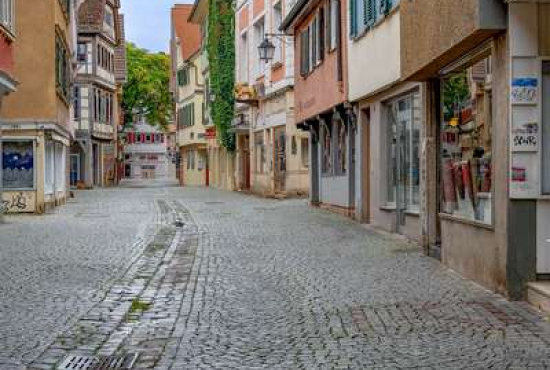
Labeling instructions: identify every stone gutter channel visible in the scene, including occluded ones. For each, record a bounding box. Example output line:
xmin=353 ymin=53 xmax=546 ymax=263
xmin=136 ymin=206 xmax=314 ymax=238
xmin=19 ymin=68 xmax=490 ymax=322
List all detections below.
xmin=28 ymin=200 xmax=200 ymax=370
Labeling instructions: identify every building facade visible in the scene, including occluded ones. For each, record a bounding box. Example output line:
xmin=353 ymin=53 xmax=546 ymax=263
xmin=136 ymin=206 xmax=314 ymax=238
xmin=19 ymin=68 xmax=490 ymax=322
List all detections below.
xmin=0 ymin=0 xmax=18 ymax=217
xmin=399 ymin=0 xmax=550 ymax=303
xmin=171 ymin=4 xmax=207 ymax=187
xmin=235 ymin=0 xmax=309 ymax=197
xmin=189 ymin=0 xmax=237 ymax=191
xmin=0 ymin=0 xmax=75 ymax=214
xmin=72 ymin=0 xmax=123 ymax=189
xmin=346 ymin=0 xmax=423 ymax=242
xmin=122 ymin=118 xmax=170 ymax=179
xmin=281 ymin=0 xmax=353 ymax=216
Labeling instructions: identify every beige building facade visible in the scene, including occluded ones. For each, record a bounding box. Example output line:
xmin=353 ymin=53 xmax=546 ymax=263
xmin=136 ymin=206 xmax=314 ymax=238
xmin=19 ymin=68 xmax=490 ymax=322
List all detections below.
xmin=235 ymin=0 xmax=309 ymax=197
xmin=0 ymin=0 xmax=75 ymax=213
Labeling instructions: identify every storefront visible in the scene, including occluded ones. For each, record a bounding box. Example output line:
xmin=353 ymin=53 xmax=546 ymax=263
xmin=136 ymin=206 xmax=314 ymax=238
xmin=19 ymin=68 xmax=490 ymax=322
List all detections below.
xmin=357 ymin=84 xmax=423 ymax=241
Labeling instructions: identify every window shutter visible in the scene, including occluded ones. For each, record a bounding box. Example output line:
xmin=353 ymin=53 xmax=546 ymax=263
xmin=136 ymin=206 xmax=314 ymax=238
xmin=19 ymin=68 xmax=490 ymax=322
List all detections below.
xmin=365 ymin=0 xmax=375 ymax=27
xmin=311 ymin=20 xmax=317 ymax=65
xmin=350 ymin=0 xmax=357 ymax=37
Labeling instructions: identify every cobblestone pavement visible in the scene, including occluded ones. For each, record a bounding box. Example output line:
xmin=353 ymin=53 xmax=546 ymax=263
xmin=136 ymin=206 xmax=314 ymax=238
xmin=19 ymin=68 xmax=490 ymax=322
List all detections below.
xmin=3 ymin=182 xmax=550 ymax=369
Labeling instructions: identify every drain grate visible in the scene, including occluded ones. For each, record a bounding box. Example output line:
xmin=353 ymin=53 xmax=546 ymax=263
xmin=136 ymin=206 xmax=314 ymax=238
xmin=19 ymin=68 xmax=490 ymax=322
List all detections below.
xmin=58 ymin=353 xmax=138 ymax=370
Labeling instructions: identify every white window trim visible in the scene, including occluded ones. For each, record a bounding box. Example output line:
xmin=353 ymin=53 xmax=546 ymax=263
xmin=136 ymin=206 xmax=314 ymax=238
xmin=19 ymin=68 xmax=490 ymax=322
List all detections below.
xmin=0 ymin=0 xmax=15 ymax=36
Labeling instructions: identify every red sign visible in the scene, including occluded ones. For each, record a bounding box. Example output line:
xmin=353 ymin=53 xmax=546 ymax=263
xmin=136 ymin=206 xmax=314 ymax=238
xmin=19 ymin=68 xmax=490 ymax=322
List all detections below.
xmin=205 ymin=127 xmax=216 ymax=139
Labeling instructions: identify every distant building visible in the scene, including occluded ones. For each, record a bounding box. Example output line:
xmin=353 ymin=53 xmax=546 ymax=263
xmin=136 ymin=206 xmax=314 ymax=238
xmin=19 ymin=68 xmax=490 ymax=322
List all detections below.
xmin=122 ymin=119 xmax=170 ymax=179
xmin=170 ymin=4 xmax=206 ymax=186
xmin=72 ymin=0 xmax=125 ymax=188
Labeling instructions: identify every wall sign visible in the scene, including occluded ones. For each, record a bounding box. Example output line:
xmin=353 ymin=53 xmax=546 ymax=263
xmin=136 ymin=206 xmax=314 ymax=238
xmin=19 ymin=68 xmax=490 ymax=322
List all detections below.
xmin=511 ymin=121 xmax=539 ymax=152
xmin=511 ymin=77 xmax=538 ymax=105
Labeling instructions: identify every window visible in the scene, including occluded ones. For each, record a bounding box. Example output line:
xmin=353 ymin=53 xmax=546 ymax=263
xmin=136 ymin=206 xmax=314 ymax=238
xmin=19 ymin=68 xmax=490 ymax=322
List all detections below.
xmin=73 ymin=86 xmax=80 ymax=120
xmin=253 ymin=18 xmax=265 ymax=79
xmin=291 ymin=136 xmax=297 ymax=155
xmin=300 ymin=28 xmax=310 ymax=76
xmin=239 ymin=32 xmax=248 ymax=82
xmin=300 ymin=10 xmax=325 ymax=76
xmin=2 ymin=141 xmax=34 ymax=189
xmin=328 ymin=0 xmax=338 ymax=51
xmin=0 ymin=0 xmax=14 ymax=33
xmin=55 ymin=35 xmax=70 ymax=100
xmin=321 ymin=123 xmax=331 ymax=174
xmin=440 ymin=55 xmax=492 ymax=223
xmin=301 ymin=138 xmax=309 ymax=167
xmin=335 ymin=119 xmax=346 ymax=175
xmin=255 ymin=132 xmax=265 ymax=174
xmin=386 ymin=93 xmax=420 ymax=210
xmin=104 ymin=7 xmax=114 ymax=27
xmin=272 ymin=3 xmax=283 ymax=63
xmin=350 ymin=0 xmax=399 ymax=38
xmin=177 ymin=68 xmax=189 ymax=86
xmin=59 ymin=0 xmax=71 ymax=16
xmin=77 ymin=43 xmax=87 ymax=63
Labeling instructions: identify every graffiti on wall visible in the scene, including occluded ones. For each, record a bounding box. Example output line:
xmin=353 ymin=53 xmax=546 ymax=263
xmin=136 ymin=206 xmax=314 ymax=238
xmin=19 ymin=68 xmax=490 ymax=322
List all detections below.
xmin=2 ymin=141 xmax=34 ymax=189
xmin=1 ymin=191 xmax=35 ymax=213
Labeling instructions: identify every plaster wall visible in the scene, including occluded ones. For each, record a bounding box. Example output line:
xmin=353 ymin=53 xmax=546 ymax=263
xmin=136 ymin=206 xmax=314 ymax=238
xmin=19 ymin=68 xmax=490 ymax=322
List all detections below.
xmin=347 ymin=9 xmax=401 ymax=102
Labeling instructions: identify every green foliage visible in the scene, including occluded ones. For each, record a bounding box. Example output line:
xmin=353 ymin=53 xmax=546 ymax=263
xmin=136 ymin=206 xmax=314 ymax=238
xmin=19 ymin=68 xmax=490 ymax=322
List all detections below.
xmin=123 ymin=42 xmax=172 ymax=129
xmin=208 ymin=0 xmax=236 ymax=150
xmin=443 ymin=71 xmax=470 ymax=121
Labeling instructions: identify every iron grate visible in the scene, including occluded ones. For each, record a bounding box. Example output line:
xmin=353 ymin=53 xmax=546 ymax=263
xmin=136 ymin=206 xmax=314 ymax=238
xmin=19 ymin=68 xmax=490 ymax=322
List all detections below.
xmin=58 ymin=353 xmax=138 ymax=370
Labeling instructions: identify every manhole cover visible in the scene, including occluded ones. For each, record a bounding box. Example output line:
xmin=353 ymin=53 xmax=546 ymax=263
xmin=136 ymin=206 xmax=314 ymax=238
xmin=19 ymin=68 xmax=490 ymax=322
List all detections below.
xmin=58 ymin=354 xmax=138 ymax=370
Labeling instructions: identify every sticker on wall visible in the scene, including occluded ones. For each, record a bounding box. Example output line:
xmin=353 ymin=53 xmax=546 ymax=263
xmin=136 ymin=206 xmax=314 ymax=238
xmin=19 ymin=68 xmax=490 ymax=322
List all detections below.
xmin=511 ymin=78 xmax=538 ymax=105
xmin=511 ymin=121 xmax=539 ymax=152
xmin=510 ymin=152 xmax=539 ymax=198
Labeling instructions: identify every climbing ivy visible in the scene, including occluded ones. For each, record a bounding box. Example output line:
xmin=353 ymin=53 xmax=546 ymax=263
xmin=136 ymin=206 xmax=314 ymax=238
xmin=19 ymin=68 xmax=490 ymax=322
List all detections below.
xmin=208 ymin=0 xmax=236 ymax=151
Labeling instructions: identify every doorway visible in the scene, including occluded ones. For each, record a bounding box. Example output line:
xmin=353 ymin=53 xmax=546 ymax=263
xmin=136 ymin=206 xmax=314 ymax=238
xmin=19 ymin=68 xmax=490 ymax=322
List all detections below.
xmin=70 ymin=154 xmax=80 ymax=188
xmin=387 ymin=93 xmax=421 ymax=234
xmin=274 ymin=127 xmax=286 ymax=193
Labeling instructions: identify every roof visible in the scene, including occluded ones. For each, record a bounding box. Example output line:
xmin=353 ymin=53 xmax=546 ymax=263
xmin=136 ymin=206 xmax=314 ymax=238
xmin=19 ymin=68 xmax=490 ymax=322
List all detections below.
xmin=171 ymin=4 xmax=202 ymax=62
xmin=188 ymin=0 xmax=208 ymax=24
xmin=280 ymin=0 xmax=315 ymax=32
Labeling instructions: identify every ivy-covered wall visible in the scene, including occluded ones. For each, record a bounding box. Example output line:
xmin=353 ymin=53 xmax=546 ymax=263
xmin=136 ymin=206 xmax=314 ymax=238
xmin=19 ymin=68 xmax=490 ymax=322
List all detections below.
xmin=208 ymin=0 xmax=236 ymax=151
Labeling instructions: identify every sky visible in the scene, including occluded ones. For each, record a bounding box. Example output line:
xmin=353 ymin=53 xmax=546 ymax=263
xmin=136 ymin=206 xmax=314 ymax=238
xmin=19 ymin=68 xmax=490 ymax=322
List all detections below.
xmin=121 ymin=0 xmax=193 ymax=53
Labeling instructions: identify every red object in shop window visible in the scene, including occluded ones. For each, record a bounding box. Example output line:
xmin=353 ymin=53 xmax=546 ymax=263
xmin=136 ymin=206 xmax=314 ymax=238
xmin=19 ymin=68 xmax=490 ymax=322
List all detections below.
xmin=442 ymin=158 xmax=457 ymax=204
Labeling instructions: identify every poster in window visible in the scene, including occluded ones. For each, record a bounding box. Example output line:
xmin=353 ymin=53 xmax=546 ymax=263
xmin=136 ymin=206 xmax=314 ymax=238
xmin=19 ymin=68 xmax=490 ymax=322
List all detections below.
xmin=2 ymin=141 xmax=34 ymax=189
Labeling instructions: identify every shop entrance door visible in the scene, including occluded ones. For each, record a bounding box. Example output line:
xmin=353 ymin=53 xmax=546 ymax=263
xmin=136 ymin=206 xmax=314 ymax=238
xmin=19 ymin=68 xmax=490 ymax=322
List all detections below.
xmin=274 ymin=127 xmax=286 ymax=193
xmin=388 ymin=95 xmax=419 ymax=234
xmin=70 ymin=154 xmax=80 ymax=188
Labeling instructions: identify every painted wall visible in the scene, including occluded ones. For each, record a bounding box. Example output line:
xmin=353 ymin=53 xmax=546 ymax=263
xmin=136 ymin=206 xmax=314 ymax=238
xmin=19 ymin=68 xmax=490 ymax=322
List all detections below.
xmin=294 ymin=0 xmax=348 ymax=123
xmin=347 ymin=9 xmax=401 ymax=102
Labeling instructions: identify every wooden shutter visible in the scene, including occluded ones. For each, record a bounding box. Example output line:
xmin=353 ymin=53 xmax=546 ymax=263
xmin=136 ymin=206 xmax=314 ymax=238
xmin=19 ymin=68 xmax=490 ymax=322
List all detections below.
xmin=325 ymin=0 xmax=331 ymax=51
xmin=364 ymin=0 xmax=375 ymax=27
xmin=311 ymin=20 xmax=317 ymax=66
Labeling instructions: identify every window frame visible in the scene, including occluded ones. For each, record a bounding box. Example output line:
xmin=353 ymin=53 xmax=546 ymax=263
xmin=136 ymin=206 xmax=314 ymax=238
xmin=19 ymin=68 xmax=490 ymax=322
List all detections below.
xmin=0 ymin=0 xmax=15 ymax=35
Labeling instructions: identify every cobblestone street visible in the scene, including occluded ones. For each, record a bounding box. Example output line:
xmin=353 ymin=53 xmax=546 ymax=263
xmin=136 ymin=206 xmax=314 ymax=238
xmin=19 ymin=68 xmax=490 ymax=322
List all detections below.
xmin=2 ymin=181 xmax=550 ymax=369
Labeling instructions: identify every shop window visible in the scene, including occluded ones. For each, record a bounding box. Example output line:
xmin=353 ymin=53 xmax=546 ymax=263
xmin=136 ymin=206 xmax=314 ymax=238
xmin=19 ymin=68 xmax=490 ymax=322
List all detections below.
xmin=321 ymin=123 xmax=332 ymax=174
xmin=441 ymin=55 xmax=493 ymax=223
xmin=301 ymin=137 xmax=309 ymax=167
xmin=2 ymin=141 xmax=34 ymax=189
xmin=335 ymin=119 xmax=346 ymax=175
xmin=255 ymin=132 xmax=265 ymax=174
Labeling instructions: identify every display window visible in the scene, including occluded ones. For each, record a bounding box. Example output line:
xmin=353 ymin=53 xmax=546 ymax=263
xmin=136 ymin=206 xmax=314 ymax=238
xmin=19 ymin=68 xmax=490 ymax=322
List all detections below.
xmin=440 ymin=54 xmax=493 ymax=223
xmin=2 ymin=141 xmax=35 ymax=189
